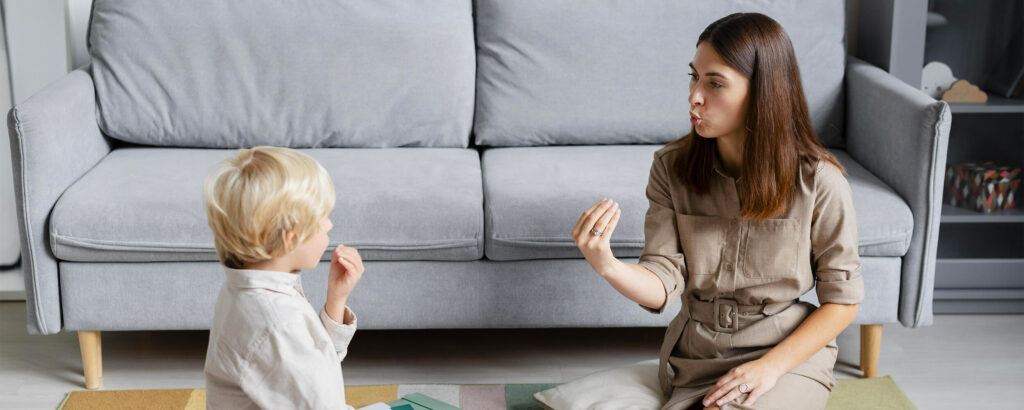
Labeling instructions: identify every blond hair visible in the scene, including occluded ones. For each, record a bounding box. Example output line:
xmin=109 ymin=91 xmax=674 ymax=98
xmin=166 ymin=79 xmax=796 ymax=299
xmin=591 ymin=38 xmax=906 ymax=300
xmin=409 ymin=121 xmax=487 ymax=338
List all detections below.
xmin=203 ymin=146 xmax=336 ymax=269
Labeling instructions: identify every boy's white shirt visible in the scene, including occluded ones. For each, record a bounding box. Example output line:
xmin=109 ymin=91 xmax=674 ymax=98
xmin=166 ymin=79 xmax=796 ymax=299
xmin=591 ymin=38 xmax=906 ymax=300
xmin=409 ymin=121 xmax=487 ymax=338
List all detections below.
xmin=205 ymin=266 xmax=357 ymax=410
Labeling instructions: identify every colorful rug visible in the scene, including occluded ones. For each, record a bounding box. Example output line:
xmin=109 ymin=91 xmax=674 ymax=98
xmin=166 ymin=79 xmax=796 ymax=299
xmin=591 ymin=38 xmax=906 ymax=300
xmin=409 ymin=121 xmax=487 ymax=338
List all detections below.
xmin=59 ymin=377 xmax=915 ymax=409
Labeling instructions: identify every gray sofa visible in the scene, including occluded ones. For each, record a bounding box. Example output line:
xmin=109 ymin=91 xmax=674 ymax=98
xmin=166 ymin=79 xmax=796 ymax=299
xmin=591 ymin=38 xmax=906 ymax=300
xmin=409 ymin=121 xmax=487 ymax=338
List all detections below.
xmin=8 ymin=0 xmax=949 ymax=389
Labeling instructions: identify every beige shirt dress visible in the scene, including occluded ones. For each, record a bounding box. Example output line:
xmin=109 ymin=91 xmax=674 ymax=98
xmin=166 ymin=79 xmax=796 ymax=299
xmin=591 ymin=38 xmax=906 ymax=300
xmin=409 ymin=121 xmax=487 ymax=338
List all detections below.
xmin=637 ymin=141 xmax=865 ymax=410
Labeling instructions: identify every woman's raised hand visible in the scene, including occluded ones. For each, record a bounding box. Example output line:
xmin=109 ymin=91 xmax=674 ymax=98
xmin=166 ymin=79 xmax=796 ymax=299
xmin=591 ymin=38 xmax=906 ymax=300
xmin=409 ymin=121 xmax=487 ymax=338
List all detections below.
xmin=571 ymin=198 xmax=667 ymax=310
xmin=571 ymin=198 xmax=623 ymax=276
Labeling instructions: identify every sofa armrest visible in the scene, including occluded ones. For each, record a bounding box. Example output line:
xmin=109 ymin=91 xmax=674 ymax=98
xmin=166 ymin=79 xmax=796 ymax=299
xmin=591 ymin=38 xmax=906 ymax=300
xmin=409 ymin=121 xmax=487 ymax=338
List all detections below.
xmin=844 ymin=57 xmax=951 ymax=328
xmin=7 ymin=68 xmax=113 ymax=335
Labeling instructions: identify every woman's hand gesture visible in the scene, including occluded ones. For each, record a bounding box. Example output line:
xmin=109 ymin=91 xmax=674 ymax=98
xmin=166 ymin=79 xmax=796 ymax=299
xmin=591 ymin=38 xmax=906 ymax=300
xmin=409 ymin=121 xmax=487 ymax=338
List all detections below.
xmin=571 ymin=198 xmax=622 ymax=276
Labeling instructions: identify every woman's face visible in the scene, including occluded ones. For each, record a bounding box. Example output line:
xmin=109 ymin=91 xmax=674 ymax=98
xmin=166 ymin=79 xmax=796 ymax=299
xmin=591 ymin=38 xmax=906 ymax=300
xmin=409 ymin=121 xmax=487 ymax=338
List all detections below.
xmin=688 ymin=42 xmax=751 ymax=141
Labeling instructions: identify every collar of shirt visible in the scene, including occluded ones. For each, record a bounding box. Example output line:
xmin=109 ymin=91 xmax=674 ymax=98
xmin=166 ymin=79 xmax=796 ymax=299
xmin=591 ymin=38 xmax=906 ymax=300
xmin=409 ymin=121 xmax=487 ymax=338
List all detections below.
xmin=711 ymin=150 xmax=742 ymax=182
xmin=222 ymin=266 xmax=305 ymax=297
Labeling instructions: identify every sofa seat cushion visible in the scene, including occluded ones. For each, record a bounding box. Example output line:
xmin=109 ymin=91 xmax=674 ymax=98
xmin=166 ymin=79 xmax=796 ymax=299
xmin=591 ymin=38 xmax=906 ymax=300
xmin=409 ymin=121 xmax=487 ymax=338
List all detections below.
xmin=481 ymin=146 xmax=912 ymax=261
xmin=483 ymin=146 xmax=659 ymax=260
xmin=831 ymin=149 xmax=913 ymax=257
xmin=51 ymin=148 xmax=483 ymax=262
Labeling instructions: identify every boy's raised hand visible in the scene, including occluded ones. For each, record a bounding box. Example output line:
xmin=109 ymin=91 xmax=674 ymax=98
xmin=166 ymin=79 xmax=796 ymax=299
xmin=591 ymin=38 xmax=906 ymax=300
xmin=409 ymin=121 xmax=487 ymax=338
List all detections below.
xmin=325 ymin=244 xmax=364 ymax=324
xmin=330 ymin=244 xmax=364 ymax=292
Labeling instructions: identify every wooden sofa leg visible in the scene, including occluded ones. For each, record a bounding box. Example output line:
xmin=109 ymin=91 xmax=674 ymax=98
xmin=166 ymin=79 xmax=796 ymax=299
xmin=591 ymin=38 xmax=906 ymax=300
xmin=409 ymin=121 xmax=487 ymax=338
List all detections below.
xmin=78 ymin=331 xmax=103 ymax=389
xmin=860 ymin=324 xmax=882 ymax=378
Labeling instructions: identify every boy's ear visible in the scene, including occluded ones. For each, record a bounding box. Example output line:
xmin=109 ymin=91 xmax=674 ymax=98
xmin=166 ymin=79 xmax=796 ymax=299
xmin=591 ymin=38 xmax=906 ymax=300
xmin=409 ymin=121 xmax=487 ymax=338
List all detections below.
xmin=282 ymin=230 xmax=297 ymax=253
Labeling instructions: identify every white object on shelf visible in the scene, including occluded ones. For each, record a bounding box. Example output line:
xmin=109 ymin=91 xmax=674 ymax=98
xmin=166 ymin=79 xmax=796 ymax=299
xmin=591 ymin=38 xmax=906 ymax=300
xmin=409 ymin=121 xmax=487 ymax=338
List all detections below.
xmin=921 ymin=61 xmax=958 ymax=99
xmin=926 ymin=11 xmax=947 ymax=28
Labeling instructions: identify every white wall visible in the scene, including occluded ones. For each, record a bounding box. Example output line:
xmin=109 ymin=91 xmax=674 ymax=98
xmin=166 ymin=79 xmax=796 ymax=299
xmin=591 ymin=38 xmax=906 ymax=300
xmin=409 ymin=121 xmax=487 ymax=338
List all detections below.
xmin=5 ymin=0 xmax=68 ymax=104
xmin=0 ymin=5 xmax=16 ymax=268
xmin=66 ymin=0 xmax=91 ymax=70
xmin=1 ymin=0 xmax=71 ymax=299
xmin=0 ymin=4 xmax=15 ymax=272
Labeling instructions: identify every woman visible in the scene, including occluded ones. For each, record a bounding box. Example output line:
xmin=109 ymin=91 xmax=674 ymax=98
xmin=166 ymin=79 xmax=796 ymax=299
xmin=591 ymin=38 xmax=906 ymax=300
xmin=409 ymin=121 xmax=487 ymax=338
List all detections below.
xmin=571 ymin=13 xmax=863 ymax=410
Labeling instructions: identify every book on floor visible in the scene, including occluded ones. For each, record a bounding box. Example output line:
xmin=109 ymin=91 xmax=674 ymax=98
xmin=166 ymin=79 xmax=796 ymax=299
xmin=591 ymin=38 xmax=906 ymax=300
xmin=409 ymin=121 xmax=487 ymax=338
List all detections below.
xmin=388 ymin=392 xmax=461 ymax=410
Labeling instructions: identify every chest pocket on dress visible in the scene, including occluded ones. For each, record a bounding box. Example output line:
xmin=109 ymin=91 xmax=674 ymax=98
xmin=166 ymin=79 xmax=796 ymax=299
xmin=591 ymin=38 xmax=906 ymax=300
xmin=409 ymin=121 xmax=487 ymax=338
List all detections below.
xmin=676 ymin=214 xmax=725 ymax=280
xmin=741 ymin=218 xmax=800 ymax=278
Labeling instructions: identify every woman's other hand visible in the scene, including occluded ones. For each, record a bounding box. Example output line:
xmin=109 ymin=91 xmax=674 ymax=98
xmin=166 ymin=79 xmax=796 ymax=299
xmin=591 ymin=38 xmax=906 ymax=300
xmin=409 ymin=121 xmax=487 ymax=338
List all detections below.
xmin=702 ymin=358 xmax=785 ymax=408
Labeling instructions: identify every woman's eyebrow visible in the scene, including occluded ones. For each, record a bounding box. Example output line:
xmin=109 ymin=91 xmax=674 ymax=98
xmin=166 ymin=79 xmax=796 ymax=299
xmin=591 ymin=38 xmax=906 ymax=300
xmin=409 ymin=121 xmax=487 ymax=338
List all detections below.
xmin=688 ymin=62 xmax=727 ymax=79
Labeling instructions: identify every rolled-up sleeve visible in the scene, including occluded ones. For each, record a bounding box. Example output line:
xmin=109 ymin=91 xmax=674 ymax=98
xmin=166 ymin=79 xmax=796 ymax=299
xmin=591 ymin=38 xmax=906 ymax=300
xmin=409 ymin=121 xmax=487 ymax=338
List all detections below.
xmin=637 ymin=152 xmax=687 ymax=314
xmin=810 ymin=163 xmax=865 ymax=305
xmin=319 ymin=307 xmax=357 ymax=361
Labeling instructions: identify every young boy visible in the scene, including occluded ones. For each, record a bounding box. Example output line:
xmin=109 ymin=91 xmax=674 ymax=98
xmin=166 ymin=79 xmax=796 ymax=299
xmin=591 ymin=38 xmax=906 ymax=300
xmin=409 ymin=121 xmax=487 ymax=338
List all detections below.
xmin=202 ymin=146 xmax=364 ymax=409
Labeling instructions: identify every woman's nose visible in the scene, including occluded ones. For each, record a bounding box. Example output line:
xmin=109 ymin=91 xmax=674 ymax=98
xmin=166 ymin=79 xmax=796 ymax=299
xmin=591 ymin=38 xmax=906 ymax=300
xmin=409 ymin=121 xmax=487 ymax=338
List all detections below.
xmin=688 ymin=89 xmax=703 ymax=107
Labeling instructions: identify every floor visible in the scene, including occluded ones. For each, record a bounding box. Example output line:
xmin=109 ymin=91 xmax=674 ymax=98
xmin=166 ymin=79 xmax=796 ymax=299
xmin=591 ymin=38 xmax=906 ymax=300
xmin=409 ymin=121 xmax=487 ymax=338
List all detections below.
xmin=1 ymin=301 xmax=1021 ymax=409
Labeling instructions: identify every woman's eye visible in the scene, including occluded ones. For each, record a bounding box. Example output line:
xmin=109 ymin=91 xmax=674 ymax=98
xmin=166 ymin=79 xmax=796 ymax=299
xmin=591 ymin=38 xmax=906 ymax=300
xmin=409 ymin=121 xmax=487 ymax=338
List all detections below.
xmin=711 ymin=82 xmax=723 ymax=89
xmin=688 ymin=73 xmax=697 ymax=81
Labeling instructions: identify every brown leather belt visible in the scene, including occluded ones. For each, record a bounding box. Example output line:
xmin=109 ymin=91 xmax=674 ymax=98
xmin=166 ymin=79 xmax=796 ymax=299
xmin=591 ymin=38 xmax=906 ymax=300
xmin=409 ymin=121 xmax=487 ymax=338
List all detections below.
xmin=688 ymin=296 xmax=796 ymax=333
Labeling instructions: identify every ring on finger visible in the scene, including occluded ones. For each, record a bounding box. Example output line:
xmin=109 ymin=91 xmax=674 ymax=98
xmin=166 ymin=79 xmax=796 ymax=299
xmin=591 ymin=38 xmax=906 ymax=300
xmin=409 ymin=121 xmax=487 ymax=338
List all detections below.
xmin=738 ymin=383 xmax=751 ymax=394
xmin=591 ymin=228 xmax=603 ymax=236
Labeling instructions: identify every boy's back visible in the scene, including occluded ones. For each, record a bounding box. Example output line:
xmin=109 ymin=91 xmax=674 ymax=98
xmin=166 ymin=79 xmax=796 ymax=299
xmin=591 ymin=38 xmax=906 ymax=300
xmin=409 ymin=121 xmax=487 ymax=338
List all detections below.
xmin=205 ymin=267 xmax=356 ymax=409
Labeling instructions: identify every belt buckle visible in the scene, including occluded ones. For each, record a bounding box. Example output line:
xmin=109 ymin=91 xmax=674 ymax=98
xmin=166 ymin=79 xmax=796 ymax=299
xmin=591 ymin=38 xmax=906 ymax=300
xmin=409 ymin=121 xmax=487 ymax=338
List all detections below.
xmin=712 ymin=297 xmax=740 ymax=333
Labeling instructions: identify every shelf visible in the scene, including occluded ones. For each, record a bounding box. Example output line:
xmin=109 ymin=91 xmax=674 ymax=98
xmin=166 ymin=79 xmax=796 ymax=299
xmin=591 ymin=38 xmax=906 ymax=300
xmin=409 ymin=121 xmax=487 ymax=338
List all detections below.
xmin=941 ymin=204 xmax=1024 ymax=223
xmin=924 ymin=0 xmax=1024 ymax=314
xmin=934 ymin=287 xmax=1024 ymax=316
xmin=934 ymin=288 xmax=1024 ymax=300
xmin=934 ymin=299 xmax=1024 ymax=314
xmin=936 ymin=258 xmax=1024 ymax=288
xmin=947 ymin=95 xmax=1024 ymax=114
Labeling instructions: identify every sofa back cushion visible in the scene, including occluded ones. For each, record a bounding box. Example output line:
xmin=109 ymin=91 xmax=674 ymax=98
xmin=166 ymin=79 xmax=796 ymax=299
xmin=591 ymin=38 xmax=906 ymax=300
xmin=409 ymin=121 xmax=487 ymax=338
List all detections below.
xmin=473 ymin=0 xmax=846 ymax=148
xmin=89 ymin=0 xmax=475 ymax=148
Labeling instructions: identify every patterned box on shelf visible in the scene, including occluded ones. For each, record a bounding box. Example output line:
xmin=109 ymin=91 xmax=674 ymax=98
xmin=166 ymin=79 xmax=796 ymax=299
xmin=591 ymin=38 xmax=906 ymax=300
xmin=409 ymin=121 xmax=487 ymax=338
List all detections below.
xmin=944 ymin=162 xmax=1021 ymax=213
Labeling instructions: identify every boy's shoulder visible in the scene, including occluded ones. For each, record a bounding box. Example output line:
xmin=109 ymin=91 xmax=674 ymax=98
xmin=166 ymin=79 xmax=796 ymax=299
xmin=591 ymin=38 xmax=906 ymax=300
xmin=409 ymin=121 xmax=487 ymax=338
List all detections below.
xmin=211 ymin=287 xmax=315 ymax=349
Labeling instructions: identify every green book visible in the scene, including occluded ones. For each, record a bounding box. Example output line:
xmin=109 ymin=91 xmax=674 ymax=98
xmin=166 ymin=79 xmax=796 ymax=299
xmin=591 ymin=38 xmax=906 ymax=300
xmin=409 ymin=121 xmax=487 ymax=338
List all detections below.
xmin=387 ymin=393 xmax=461 ymax=410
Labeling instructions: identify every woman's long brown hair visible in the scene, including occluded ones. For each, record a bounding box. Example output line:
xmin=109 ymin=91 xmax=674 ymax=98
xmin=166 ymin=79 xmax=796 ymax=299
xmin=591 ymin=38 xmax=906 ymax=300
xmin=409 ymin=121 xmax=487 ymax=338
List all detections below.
xmin=675 ymin=12 xmax=844 ymax=220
